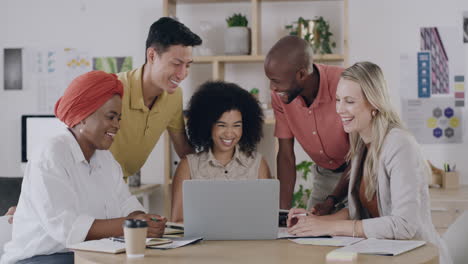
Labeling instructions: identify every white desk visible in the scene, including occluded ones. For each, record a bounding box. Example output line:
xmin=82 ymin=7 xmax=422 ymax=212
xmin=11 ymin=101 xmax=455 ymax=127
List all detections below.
xmin=129 ymin=184 xmax=160 ymax=211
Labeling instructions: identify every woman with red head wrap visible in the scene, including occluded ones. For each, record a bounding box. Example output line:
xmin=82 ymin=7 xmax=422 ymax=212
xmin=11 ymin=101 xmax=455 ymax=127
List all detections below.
xmin=2 ymin=71 xmax=166 ymax=264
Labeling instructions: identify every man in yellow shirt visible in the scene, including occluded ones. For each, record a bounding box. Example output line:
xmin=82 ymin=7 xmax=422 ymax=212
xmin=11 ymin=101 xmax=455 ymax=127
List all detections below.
xmin=111 ymin=17 xmax=202 ymax=178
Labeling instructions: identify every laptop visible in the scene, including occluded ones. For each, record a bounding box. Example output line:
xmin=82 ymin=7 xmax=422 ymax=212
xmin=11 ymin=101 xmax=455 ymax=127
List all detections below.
xmin=183 ymin=179 xmax=279 ymax=240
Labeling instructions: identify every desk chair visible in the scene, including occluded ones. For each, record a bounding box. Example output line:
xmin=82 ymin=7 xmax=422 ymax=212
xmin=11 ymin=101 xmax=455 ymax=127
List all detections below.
xmin=0 ymin=217 xmax=12 ymax=257
xmin=442 ymin=211 xmax=468 ymax=264
xmin=0 ymin=177 xmax=22 ymax=257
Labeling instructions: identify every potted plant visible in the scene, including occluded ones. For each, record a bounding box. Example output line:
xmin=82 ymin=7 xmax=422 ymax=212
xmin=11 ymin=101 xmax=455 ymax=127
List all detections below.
xmin=225 ymin=13 xmax=250 ymax=55
xmin=250 ymin=87 xmax=259 ymax=100
xmin=291 ymin=160 xmax=314 ymax=209
xmin=285 ymin=16 xmax=336 ymax=55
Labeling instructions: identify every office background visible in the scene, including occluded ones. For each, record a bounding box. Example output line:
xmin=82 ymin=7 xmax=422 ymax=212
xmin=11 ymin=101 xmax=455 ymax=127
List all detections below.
xmin=0 ymin=0 xmax=467 ymax=214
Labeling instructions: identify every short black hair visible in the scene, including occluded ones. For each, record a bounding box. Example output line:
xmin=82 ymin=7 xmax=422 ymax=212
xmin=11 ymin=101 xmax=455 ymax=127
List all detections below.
xmin=186 ymin=81 xmax=264 ymax=155
xmin=145 ymin=17 xmax=202 ymax=61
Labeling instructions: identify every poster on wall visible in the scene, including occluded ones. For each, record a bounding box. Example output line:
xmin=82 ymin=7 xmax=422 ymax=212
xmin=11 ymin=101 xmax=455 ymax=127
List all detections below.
xmin=464 ymin=11 xmax=468 ymax=43
xmin=3 ymin=48 xmax=23 ymax=90
xmin=402 ymin=98 xmax=463 ymax=144
xmin=28 ymin=48 xmax=92 ymax=113
xmin=420 ymin=27 xmax=451 ymax=95
xmin=92 ymin=56 xmax=132 ymax=74
xmin=417 ymin=52 xmax=431 ymax=98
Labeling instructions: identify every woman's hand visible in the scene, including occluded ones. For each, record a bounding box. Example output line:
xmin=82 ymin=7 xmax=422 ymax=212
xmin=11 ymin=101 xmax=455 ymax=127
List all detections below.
xmin=131 ymin=214 xmax=167 ymax=238
xmin=287 ymin=214 xmax=335 ymax=237
xmin=287 ymin=208 xmax=309 ymax=228
xmin=5 ymin=206 xmax=16 ymax=224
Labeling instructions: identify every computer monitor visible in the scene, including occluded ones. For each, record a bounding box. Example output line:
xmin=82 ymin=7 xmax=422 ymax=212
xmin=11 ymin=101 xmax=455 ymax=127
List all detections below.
xmin=21 ymin=115 xmax=66 ymax=163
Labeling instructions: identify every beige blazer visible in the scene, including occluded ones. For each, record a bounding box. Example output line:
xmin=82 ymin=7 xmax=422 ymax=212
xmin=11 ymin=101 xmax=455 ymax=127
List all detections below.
xmin=347 ymin=128 xmax=452 ymax=264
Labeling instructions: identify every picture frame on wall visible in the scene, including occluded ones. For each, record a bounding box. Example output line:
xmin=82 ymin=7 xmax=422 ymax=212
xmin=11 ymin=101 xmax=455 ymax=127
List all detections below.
xmin=464 ymin=11 xmax=468 ymax=43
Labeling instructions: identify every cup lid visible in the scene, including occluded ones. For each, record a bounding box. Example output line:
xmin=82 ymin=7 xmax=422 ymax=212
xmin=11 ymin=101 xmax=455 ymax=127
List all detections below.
xmin=124 ymin=219 xmax=148 ymax=228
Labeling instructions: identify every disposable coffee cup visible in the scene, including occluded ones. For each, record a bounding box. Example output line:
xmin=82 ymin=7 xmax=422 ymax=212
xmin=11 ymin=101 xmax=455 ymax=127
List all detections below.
xmin=123 ymin=219 xmax=148 ymax=258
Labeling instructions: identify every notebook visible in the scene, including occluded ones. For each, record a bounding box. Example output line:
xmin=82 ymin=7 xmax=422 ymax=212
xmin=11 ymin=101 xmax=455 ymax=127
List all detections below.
xmin=68 ymin=238 xmax=171 ymax=254
xmin=332 ymin=238 xmax=426 ymax=256
xmin=277 ymin=227 xmax=332 ymax=239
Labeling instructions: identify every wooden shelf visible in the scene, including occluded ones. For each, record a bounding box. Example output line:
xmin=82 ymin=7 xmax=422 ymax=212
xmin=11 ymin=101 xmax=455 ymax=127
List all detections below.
xmin=193 ymin=54 xmax=344 ymax=64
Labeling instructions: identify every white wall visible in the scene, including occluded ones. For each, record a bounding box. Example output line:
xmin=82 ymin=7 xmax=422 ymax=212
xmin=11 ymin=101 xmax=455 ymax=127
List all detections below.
xmin=348 ymin=0 xmax=468 ymax=182
xmin=1 ymin=0 xmax=467 ymax=192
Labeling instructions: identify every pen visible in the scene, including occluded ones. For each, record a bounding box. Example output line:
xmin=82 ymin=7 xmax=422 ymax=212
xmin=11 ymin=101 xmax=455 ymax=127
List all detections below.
xmin=110 ymin=237 xmax=125 ymax=243
xmin=292 ymin=213 xmax=308 ymax=218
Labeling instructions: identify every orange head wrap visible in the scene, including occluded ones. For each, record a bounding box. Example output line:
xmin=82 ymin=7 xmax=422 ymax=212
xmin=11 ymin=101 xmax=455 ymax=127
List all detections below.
xmin=54 ymin=71 xmax=124 ymax=128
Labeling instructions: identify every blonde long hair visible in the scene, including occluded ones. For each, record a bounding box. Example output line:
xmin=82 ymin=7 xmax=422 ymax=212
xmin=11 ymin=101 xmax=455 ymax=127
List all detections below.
xmin=341 ymin=62 xmax=405 ymax=200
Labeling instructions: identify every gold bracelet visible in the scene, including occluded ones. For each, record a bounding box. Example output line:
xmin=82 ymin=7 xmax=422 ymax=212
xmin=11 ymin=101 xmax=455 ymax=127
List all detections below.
xmin=352 ymin=220 xmax=357 ymax=238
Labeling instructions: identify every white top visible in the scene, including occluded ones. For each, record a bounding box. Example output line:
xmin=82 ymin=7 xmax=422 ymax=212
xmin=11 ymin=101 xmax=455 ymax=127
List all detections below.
xmin=1 ymin=129 xmax=145 ymax=264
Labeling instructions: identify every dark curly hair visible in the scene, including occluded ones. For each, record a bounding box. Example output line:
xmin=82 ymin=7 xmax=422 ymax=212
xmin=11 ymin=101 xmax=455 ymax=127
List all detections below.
xmin=186 ymin=81 xmax=264 ymax=155
xmin=145 ymin=17 xmax=202 ymax=62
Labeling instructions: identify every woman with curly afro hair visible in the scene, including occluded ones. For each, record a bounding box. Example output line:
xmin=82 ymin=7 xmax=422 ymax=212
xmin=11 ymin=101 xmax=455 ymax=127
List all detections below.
xmin=171 ymin=81 xmax=271 ymax=222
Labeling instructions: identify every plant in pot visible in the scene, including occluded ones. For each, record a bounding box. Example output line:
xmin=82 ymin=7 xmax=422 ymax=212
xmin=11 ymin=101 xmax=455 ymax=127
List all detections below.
xmin=249 ymin=87 xmax=259 ymax=100
xmin=225 ymin=13 xmax=250 ymax=55
xmin=285 ymin=16 xmax=336 ymax=55
xmin=291 ymin=160 xmax=314 ymax=209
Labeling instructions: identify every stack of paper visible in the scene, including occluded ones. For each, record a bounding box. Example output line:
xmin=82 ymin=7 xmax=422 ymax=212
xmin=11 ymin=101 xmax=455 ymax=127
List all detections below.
xmin=332 ymin=238 xmax=426 ymax=256
xmin=147 ymin=237 xmax=203 ymax=250
xmin=290 ymin=236 xmax=364 ymax=247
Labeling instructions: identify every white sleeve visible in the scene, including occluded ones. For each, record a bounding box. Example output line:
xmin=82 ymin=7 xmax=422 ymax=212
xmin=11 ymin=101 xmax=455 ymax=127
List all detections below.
xmin=27 ymin=159 xmax=95 ymax=246
xmin=111 ymin=158 xmax=146 ymax=216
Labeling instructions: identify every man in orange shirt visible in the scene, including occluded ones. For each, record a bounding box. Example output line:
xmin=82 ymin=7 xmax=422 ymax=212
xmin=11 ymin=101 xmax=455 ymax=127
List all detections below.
xmin=264 ymin=36 xmax=350 ymax=214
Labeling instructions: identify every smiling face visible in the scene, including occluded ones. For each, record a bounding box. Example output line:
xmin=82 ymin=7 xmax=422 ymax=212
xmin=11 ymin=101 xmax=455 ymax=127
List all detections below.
xmin=336 ymin=78 xmax=374 ymax=142
xmin=211 ymin=110 xmax=243 ymax=155
xmin=147 ymin=45 xmax=193 ymax=94
xmin=80 ymin=95 xmax=122 ymax=151
xmin=264 ymin=58 xmax=304 ymax=104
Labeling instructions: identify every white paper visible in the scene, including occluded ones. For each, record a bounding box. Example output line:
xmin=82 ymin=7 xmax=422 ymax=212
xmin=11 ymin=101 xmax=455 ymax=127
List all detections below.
xmin=333 ymin=238 xmax=426 ymax=256
xmin=0 ymin=216 xmax=13 ymax=255
xmin=289 ymin=236 xmax=364 ymax=247
xmin=148 ymin=237 xmax=203 ymax=250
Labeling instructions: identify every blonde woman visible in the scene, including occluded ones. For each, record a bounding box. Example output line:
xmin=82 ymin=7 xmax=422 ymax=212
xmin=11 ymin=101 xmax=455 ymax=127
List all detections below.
xmin=286 ymin=62 xmax=451 ymax=264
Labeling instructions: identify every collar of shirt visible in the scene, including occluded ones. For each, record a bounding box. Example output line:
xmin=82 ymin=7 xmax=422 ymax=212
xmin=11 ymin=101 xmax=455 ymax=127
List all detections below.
xmin=129 ymin=65 xmax=167 ymax=113
xmin=203 ymin=146 xmax=249 ymax=168
xmin=292 ymin=64 xmax=333 ymax=109
xmin=64 ymin=128 xmax=102 ymax=170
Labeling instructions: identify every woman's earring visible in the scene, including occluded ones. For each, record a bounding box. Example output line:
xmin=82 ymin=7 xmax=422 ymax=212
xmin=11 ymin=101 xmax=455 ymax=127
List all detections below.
xmin=372 ymin=109 xmax=378 ymax=117
xmin=79 ymin=128 xmax=83 ymax=134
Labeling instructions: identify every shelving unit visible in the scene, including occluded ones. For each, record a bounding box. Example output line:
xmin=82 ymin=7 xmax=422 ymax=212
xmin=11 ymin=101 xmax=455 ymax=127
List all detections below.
xmin=161 ymin=0 xmax=349 ymax=217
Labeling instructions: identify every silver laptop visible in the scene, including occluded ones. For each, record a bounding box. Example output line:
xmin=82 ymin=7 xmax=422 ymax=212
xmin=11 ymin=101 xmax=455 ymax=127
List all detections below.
xmin=183 ymin=179 xmax=279 ymax=240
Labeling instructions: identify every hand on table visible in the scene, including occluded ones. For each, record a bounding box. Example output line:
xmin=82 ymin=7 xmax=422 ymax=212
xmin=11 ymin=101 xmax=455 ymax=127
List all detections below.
xmin=131 ymin=214 xmax=167 ymax=238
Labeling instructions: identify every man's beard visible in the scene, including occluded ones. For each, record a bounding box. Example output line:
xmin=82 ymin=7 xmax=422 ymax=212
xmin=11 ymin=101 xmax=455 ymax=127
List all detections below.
xmin=286 ymin=84 xmax=304 ymax=104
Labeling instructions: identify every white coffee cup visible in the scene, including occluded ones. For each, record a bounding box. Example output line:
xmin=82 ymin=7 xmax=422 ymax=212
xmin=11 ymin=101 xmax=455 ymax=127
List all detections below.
xmin=123 ymin=219 xmax=148 ymax=258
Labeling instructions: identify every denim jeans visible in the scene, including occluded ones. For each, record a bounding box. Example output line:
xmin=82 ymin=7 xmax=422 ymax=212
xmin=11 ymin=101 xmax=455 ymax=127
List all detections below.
xmin=17 ymin=252 xmax=74 ymax=264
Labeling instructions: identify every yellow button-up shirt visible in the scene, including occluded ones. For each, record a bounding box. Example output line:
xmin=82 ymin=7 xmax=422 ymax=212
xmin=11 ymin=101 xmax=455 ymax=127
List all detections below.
xmin=110 ymin=65 xmax=185 ymax=178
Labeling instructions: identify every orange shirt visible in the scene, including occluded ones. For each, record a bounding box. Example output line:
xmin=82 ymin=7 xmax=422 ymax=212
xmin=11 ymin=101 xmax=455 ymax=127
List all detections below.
xmin=272 ymin=64 xmax=349 ymax=170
